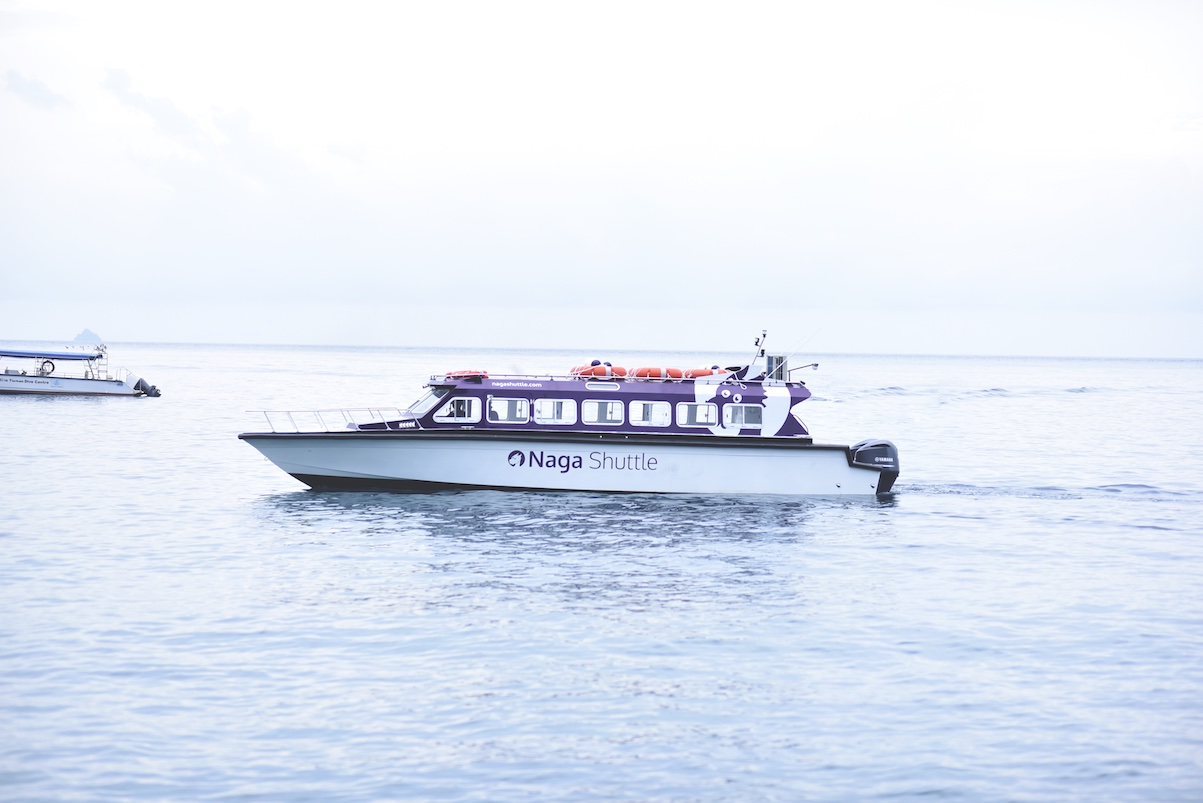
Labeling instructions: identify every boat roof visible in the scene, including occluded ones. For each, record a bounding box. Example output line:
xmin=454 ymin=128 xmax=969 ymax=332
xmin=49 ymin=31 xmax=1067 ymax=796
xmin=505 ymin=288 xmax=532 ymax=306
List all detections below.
xmin=425 ymin=370 xmax=807 ymax=397
xmin=0 ymin=348 xmax=103 ymax=361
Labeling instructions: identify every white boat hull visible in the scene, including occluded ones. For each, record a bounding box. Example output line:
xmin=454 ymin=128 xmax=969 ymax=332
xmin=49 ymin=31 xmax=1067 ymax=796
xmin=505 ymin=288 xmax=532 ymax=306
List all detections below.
xmin=240 ymin=431 xmax=895 ymax=496
xmin=0 ymin=374 xmax=145 ymax=396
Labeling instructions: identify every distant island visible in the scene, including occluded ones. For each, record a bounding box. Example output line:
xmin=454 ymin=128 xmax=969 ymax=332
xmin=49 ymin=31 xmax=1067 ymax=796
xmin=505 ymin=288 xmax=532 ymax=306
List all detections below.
xmin=73 ymin=329 xmax=103 ymax=343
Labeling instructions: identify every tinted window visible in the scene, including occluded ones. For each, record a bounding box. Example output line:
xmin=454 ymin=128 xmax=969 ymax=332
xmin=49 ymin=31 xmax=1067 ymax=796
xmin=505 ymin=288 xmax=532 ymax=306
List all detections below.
xmin=583 ymin=400 xmax=624 ymax=425
xmin=487 ymin=397 xmax=530 ymax=423
xmin=724 ymin=404 xmax=763 ymax=428
xmin=533 ymin=398 xmax=577 ymax=425
xmin=676 ymin=402 xmax=718 ymax=427
xmin=630 ymin=400 xmax=671 ymax=427
xmin=433 ymin=397 xmax=480 ymax=423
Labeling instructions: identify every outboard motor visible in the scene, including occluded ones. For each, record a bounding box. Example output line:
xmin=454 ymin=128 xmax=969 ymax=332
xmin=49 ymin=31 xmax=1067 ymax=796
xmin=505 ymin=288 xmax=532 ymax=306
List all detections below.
xmin=133 ymin=377 xmax=161 ymax=397
xmin=851 ymin=439 xmax=899 ymax=493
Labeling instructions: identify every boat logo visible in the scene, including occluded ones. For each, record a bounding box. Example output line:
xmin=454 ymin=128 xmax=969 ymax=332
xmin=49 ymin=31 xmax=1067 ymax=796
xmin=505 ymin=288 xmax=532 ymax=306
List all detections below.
xmin=508 ymin=449 xmax=585 ymax=473
xmin=507 ymin=448 xmax=657 ymax=474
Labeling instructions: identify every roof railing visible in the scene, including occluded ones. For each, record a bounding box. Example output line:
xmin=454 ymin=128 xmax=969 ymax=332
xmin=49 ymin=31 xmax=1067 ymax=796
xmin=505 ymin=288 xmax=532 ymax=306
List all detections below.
xmin=256 ymin=407 xmax=406 ymax=433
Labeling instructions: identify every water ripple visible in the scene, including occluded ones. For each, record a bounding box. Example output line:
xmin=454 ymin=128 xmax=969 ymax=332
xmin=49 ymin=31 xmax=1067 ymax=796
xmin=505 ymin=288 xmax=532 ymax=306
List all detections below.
xmin=3 ymin=346 xmax=1202 ymax=801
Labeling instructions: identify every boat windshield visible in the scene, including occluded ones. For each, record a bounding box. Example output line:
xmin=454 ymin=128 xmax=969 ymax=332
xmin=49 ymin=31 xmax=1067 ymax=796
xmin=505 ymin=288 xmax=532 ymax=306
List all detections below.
xmin=407 ymin=387 xmax=450 ymax=417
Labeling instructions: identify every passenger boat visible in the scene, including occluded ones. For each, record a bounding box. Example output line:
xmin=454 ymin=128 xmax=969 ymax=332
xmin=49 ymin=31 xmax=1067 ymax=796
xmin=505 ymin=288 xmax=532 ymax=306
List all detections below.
xmin=239 ymin=333 xmax=898 ymax=496
xmin=0 ymin=345 xmax=161 ymax=397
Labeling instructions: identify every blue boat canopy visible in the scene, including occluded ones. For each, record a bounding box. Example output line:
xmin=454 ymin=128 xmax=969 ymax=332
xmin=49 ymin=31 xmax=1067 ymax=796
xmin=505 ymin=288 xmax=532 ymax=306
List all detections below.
xmin=0 ymin=349 xmax=103 ymax=361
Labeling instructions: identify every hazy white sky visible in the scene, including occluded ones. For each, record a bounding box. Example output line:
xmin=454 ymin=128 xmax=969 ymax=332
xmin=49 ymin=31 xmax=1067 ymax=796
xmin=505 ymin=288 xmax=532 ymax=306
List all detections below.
xmin=2 ymin=0 xmax=1201 ymax=357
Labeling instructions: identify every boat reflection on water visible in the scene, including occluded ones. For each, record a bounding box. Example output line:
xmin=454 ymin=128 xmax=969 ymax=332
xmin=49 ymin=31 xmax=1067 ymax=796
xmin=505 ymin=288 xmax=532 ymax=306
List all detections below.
xmin=251 ymin=490 xmax=897 ymax=614
xmin=256 ymin=488 xmax=898 ymax=548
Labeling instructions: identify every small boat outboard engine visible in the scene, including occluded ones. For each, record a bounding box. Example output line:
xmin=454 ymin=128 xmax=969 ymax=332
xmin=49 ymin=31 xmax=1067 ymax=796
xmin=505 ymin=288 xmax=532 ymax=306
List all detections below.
xmin=133 ymin=377 xmax=161 ymax=397
xmin=851 ymin=439 xmax=899 ymax=493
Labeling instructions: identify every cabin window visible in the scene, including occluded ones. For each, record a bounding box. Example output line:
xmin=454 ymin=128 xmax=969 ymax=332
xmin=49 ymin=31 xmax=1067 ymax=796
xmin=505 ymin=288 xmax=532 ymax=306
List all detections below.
xmin=433 ymin=396 xmax=480 ymax=423
xmin=487 ymin=396 xmax=530 ymax=423
xmin=630 ymin=400 xmax=671 ymax=427
xmin=582 ymin=399 xmax=624 ymax=425
xmin=723 ymin=404 xmax=763 ymax=429
xmin=533 ymin=398 xmax=577 ymax=425
xmin=408 ymin=387 xmax=450 ymax=417
xmin=676 ymin=402 xmax=718 ymax=427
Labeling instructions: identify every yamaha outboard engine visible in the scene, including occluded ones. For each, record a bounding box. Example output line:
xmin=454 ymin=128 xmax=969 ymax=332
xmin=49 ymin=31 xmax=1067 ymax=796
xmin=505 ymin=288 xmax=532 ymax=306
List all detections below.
xmin=133 ymin=377 xmax=161 ymax=397
xmin=851 ymin=439 xmax=899 ymax=493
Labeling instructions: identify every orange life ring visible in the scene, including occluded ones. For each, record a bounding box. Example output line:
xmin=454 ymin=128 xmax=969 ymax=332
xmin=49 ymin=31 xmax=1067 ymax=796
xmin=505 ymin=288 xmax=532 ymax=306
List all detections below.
xmin=446 ymin=369 xmax=488 ymax=379
xmin=684 ymin=366 xmax=722 ymax=378
xmin=632 ymin=366 xmax=668 ymax=379
xmin=571 ymin=363 xmax=627 ymax=378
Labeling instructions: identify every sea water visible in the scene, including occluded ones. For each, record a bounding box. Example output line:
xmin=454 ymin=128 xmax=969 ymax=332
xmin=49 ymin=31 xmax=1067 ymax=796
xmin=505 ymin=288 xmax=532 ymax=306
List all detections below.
xmin=1 ymin=343 xmax=1201 ymax=801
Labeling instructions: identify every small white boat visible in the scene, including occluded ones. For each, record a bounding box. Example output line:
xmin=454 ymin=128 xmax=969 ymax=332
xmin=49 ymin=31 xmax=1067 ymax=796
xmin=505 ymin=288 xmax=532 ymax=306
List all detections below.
xmin=0 ymin=345 xmax=161 ymax=397
xmin=240 ymin=332 xmax=897 ymax=496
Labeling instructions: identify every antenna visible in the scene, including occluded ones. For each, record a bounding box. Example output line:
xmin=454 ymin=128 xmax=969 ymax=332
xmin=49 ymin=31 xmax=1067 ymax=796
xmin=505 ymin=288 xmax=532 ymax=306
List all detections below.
xmin=750 ymin=329 xmax=767 ymax=369
xmin=781 ymin=328 xmax=821 ymax=363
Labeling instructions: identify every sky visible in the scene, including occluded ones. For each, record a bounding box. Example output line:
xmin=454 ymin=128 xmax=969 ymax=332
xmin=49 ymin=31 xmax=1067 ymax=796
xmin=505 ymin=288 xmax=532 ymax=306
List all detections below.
xmin=2 ymin=0 xmax=1201 ymax=357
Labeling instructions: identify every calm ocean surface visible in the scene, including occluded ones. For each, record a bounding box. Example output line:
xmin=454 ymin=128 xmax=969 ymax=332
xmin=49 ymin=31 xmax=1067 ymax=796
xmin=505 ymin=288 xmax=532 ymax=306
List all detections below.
xmin=2 ymin=343 xmax=1201 ymax=802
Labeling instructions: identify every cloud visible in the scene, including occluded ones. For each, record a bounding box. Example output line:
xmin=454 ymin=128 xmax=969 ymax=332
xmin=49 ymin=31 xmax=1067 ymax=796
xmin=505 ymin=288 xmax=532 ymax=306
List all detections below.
xmin=5 ymin=69 xmax=68 ymax=109
xmin=2 ymin=2 xmax=1201 ymax=357
xmin=103 ymin=68 xmax=201 ymax=143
